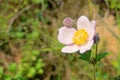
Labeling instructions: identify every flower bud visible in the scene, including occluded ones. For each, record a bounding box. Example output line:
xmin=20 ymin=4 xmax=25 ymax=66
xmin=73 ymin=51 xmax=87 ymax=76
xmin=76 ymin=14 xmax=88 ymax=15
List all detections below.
xmin=63 ymin=17 xmax=73 ymax=27
xmin=93 ymin=33 xmax=100 ymax=44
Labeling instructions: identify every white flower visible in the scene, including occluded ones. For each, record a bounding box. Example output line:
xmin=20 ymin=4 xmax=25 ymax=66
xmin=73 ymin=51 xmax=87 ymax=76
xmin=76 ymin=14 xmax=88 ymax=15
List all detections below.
xmin=58 ymin=16 xmax=96 ymax=53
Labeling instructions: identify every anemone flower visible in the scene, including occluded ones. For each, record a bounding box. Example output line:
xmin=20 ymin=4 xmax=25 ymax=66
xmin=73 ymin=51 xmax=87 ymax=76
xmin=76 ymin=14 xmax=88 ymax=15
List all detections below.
xmin=58 ymin=16 xmax=96 ymax=53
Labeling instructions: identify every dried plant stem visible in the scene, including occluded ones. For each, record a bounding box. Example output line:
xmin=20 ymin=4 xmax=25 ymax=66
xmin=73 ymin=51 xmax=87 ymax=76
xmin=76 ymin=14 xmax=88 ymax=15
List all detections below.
xmin=88 ymin=0 xmax=93 ymax=20
xmin=8 ymin=5 xmax=33 ymax=32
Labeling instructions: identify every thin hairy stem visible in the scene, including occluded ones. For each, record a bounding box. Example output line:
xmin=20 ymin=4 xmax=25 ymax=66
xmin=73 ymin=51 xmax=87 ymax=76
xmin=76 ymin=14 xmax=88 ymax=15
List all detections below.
xmin=93 ymin=64 xmax=96 ymax=80
xmin=93 ymin=43 xmax=98 ymax=80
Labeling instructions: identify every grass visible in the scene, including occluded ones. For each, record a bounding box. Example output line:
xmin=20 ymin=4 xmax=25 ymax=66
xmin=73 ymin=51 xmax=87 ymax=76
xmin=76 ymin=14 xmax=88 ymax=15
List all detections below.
xmin=0 ymin=0 xmax=120 ymax=80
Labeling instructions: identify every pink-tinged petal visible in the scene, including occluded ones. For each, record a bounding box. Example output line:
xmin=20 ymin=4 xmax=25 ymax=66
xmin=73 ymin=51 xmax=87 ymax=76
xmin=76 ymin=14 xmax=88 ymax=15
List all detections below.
xmin=62 ymin=44 xmax=79 ymax=53
xmin=87 ymin=28 xmax=95 ymax=40
xmin=77 ymin=16 xmax=90 ymax=29
xmin=77 ymin=16 xmax=96 ymax=40
xmin=58 ymin=27 xmax=76 ymax=45
xmin=79 ymin=40 xmax=94 ymax=54
xmin=91 ymin=20 xmax=96 ymax=28
xmin=87 ymin=20 xmax=96 ymax=40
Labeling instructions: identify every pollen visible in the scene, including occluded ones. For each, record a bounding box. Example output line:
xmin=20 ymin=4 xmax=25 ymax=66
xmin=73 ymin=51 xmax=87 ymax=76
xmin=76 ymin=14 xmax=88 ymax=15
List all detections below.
xmin=72 ymin=29 xmax=88 ymax=45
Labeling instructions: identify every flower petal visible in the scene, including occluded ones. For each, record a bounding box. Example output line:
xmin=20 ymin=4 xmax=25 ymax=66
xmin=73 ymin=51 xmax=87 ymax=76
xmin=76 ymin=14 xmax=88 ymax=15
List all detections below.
xmin=87 ymin=20 xmax=96 ymax=40
xmin=79 ymin=40 xmax=94 ymax=54
xmin=77 ymin=16 xmax=96 ymax=40
xmin=58 ymin=27 xmax=76 ymax=44
xmin=91 ymin=20 xmax=96 ymax=28
xmin=77 ymin=16 xmax=90 ymax=29
xmin=87 ymin=28 xmax=95 ymax=40
xmin=62 ymin=44 xmax=79 ymax=53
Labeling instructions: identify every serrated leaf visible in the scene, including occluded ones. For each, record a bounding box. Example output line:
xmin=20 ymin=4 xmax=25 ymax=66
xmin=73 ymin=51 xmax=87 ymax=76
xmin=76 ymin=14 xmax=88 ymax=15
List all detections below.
xmin=96 ymin=52 xmax=108 ymax=62
xmin=79 ymin=50 xmax=91 ymax=62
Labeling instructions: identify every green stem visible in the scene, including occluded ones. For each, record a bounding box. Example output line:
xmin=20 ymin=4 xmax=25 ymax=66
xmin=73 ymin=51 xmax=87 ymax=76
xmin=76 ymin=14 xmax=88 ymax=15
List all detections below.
xmin=93 ymin=43 xmax=98 ymax=80
xmin=93 ymin=64 xmax=96 ymax=80
xmin=95 ymin=43 xmax=98 ymax=60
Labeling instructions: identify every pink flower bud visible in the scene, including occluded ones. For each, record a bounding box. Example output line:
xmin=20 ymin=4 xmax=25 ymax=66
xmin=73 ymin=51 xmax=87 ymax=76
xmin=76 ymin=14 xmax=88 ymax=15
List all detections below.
xmin=63 ymin=17 xmax=73 ymax=27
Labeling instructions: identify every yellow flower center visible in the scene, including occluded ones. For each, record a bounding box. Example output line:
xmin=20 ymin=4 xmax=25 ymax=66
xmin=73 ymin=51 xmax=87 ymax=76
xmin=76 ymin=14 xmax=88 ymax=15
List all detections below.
xmin=72 ymin=29 xmax=88 ymax=45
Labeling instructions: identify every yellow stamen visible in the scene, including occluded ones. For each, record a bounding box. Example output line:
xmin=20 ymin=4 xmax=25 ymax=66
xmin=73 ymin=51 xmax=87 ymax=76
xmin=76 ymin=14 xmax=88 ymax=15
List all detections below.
xmin=73 ymin=29 xmax=88 ymax=45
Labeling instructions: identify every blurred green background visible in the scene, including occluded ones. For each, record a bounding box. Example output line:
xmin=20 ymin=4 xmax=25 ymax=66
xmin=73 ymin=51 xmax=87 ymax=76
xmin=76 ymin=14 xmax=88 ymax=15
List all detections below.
xmin=0 ymin=0 xmax=120 ymax=80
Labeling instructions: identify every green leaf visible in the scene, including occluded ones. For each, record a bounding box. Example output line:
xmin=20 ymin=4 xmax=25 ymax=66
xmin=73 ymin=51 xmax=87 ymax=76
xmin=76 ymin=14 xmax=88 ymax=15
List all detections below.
xmin=8 ymin=63 xmax=17 ymax=72
xmin=0 ymin=66 xmax=4 ymax=75
xmin=16 ymin=32 xmax=24 ymax=38
xmin=96 ymin=52 xmax=108 ymax=62
xmin=38 ymin=69 xmax=43 ymax=74
xmin=79 ymin=50 xmax=91 ymax=62
xmin=3 ymin=75 xmax=12 ymax=80
xmin=26 ymin=67 xmax=36 ymax=78
xmin=32 ymin=0 xmax=43 ymax=4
